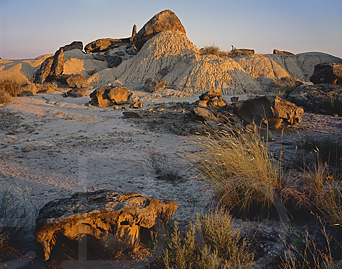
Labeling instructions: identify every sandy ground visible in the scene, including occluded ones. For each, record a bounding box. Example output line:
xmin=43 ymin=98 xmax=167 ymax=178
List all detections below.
xmin=1 ymin=88 xmax=342 ymax=268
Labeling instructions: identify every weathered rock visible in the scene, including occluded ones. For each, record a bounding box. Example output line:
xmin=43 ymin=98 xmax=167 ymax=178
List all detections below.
xmin=228 ymin=49 xmax=254 ymax=57
xmin=310 ymin=62 xmax=342 ymax=85
xmin=287 ymin=84 xmax=342 ymax=115
xmin=36 ymin=82 xmax=58 ymax=93
xmin=49 ymin=48 xmax=64 ymax=77
xmin=105 ymin=55 xmax=122 ymax=68
xmin=93 ymin=54 xmax=106 ymax=61
xmin=85 ymin=25 xmax=137 ymax=53
xmin=125 ymin=42 xmax=138 ymax=55
xmin=133 ymin=10 xmax=186 ymax=51
xmin=19 ymin=83 xmax=38 ymax=96
xmin=273 ymin=49 xmax=294 ymax=56
xmin=235 ymin=96 xmax=304 ymax=126
xmin=199 ymin=87 xmax=223 ymax=100
xmin=33 ymin=48 xmax=64 ymax=84
xmin=61 ymin=41 xmax=83 ymax=52
xmin=90 ymin=85 xmax=133 ymax=107
xmin=35 ymin=190 xmax=178 ymax=261
xmin=207 ymin=98 xmax=227 ymax=107
xmin=131 ymin=24 xmax=137 ymax=41
xmin=66 ymin=73 xmax=87 ymax=88
xmin=130 ymin=100 xmax=143 ymax=109
xmin=144 ymin=78 xmax=166 ymax=92
xmin=191 ymin=107 xmax=219 ymax=122
xmin=123 ymin=110 xmax=148 ymax=118
xmin=62 ymin=88 xmax=87 ymax=98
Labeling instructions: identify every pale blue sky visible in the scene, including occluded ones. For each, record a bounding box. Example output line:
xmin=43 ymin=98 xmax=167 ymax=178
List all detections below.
xmin=1 ymin=0 xmax=341 ymax=59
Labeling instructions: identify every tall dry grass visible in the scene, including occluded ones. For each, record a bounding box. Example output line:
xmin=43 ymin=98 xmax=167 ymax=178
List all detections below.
xmin=192 ymin=126 xmax=281 ymax=214
xmin=200 ymin=45 xmax=228 ymax=58
xmin=0 ymin=78 xmax=24 ymax=104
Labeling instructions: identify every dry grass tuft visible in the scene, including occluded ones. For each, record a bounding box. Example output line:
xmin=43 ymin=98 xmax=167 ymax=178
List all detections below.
xmin=0 ymin=91 xmax=13 ymax=104
xmin=200 ymin=45 xmax=228 ymax=58
xmin=0 ymin=79 xmax=24 ymax=98
xmin=192 ymin=126 xmax=281 ymax=214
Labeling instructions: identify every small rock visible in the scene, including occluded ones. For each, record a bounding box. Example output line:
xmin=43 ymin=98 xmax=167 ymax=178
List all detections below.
xmin=123 ymin=110 xmax=149 ymax=118
xmin=144 ymin=78 xmax=166 ymax=93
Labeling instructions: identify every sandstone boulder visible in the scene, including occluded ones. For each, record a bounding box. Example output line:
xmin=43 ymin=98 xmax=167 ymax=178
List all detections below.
xmin=191 ymin=107 xmax=219 ymax=122
xmin=90 ymin=85 xmax=133 ymax=107
xmin=144 ymin=78 xmax=166 ymax=92
xmin=61 ymin=41 xmax=83 ymax=52
xmin=33 ymin=48 xmax=64 ymax=84
xmin=66 ymin=73 xmax=87 ymax=88
xmin=310 ymin=62 xmax=342 ymax=85
xmin=287 ymin=84 xmax=342 ymax=115
xmin=234 ymin=96 xmax=304 ymax=127
xmin=36 ymin=82 xmax=58 ymax=93
xmin=35 ymin=190 xmax=178 ymax=261
xmin=62 ymin=88 xmax=87 ymax=98
xmin=133 ymin=10 xmax=186 ymax=51
xmin=228 ymin=49 xmax=254 ymax=57
xmin=199 ymin=87 xmax=223 ymax=100
xmin=273 ymin=49 xmax=294 ymax=56
xmin=85 ymin=25 xmax=137 ymax=53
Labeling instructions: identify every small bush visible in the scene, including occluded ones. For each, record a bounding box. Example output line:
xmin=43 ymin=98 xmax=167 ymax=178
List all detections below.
xmin=200 ymin=45 xmax=228 ymax=58
xmin=0 ymin=91 xmax=12 ymax=104
xmin=154 ymin=210 xmax=253 ymax=268
xmin=192 ymin=127 xmax=281 ymax=215
xmin=0 ymin=79 xmax=23 ymax=97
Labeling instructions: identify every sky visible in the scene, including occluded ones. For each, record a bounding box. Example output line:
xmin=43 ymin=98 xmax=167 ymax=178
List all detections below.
xmin=0 ymin=0 xmax=341 ymax=59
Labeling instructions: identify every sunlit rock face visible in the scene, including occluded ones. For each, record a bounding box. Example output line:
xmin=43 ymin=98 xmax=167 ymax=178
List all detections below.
xmin=35 ymin=190 xmax=178 ymax=261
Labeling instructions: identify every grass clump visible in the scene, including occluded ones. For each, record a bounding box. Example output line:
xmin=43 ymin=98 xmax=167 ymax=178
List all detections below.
xmin=193 ymin=128 xmax=281 ymax=215
xmin=0 ymin=79 xmax=23 ymax=98
xmin=325 ymin=93 xmax=342 ymax=116
xmin=152 ymin=210 xmax=253 ymax=268
xmin=0 ymin=91 xmax=13 ymax=104
xmin=200 ymin=45 xmax=228 ymax=58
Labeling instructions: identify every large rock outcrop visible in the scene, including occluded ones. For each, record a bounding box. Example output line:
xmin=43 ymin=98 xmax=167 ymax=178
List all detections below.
xmin=85 ymin=25 xmax=137 ymax=53
xmin=287 ymin=84 xmax=342 ymax=115
xmin=133 ymin=10 xmax=186 ymax=51
xmin=310 ymin=62 xmax=342 ymax=85
xmin=61 ymin=41 xmax=83 ymax=52
xmin=33 ymin=48 xmax=64 ymax=84
xmin=90 ymin=31 xmax=261 ymax=94
xmin=35 ymin=190 xmax=178 ymax=261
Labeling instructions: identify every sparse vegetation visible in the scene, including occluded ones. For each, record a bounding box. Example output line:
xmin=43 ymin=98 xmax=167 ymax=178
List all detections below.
xmin=152 ymin=210 xmax=253 ymax=268
xmin=0 ymin=79 xmax=24 ymax=98
xmin=200 ymin=45 xmax=228 ymax=58
xmin=325 ymin=93 xmax=342 ymax=116
xmin=0 ymin=91 xmax=13 ymax=104
xmin=192 ymin=126 xmax=281 ymax=215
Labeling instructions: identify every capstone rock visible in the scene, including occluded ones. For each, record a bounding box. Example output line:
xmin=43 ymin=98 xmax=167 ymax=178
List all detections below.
xmin=133 ymin=10 xmax=186 ymax=51
xmin=61 ymin=41 xmax=83 ymax=52
xmin=34 ymin=190 xmax=178 ymax=261
xmin=90 ymin=85 xmax=133 ymax=107
xmin=273 ymin=49 xmax=294 ymax=56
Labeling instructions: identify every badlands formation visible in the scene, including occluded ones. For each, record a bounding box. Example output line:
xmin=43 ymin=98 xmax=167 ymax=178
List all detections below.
xmin=1 ymin=9 xmax=342 ymax=269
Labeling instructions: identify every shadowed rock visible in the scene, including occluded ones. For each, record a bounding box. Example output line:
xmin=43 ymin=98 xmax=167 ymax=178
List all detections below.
xmin=33 ymin=48 xmax=64 ymax=84
xmin=133 ymin=10 xmax=186 ymax=51
xmin=61 ymin=41 xmax=83 ymax=52
xmin=234 ymin=96 xmax=304 ymax=127
xmin=143 ymin=78 xmax=166 ymax=92
xmin=310 ymin=62 xmax=342 ymax=85
xmin=85 ymin=25 xmax=137 ymax=53
xmin=35 ymin=190 xmax=178 ymax=261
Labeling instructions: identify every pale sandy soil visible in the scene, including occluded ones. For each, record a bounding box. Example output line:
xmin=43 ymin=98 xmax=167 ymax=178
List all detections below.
xmin=1 ymin=88 xmax=342 ymax=268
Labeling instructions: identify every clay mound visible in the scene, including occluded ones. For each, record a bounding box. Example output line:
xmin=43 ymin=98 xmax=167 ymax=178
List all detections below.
xmin=90 ymin=31 xmax=261 ymax=94
xmin=237 ymin=52 xmax=342 ymax=83
xmin=63 ymin=49 xmax=108 ymax=76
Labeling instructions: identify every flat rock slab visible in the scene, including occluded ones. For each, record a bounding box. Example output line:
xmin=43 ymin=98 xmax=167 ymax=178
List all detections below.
xmin=35 ymin=190 xmax=178 ymax=261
